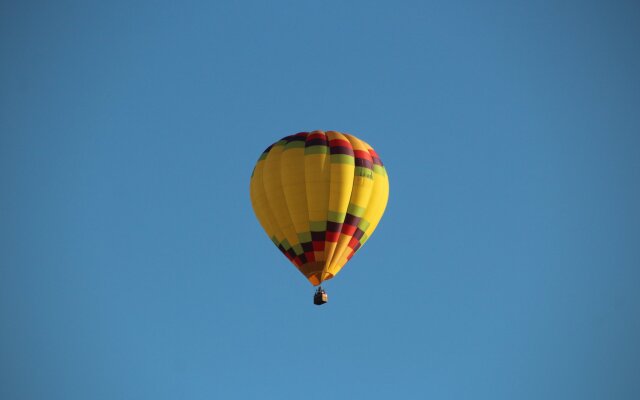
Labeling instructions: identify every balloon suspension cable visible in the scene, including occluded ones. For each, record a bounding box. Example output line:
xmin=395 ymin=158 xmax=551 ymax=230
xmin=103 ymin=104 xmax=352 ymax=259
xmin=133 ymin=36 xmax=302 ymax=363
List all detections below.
xmin=314 ymin=284 xmax=328 ymax=305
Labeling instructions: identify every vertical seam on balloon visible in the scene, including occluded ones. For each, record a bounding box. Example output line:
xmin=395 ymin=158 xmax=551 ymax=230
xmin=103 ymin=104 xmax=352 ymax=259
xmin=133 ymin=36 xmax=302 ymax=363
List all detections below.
xmin=304 ymin=130 xmax=328 ymax=284
xmin=251 ymin=146 xmax=290 ymax=259
xmin=261 ymin=137 xmax=301 ymax=266
xmin=356 ymin=144 xmax=389 ymax=249
xmin=329 ymin=134 xmax=375 ymax=272
xmin=303 ymin=130 xmax=324 ymax=284
xmin=320 ymin=130 xmax=333 ymax=281
xmin=321 ymin=131 xmax=355 ymax=280
xmin=274 ymin=137 xmax=303 ymax=264
xmin=280 ymin=132 xmax=311 ymax=269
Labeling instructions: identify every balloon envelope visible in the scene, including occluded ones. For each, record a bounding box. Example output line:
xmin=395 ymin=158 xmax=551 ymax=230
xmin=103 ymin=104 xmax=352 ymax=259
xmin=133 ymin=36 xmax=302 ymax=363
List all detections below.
xmin=250 ymin=131 xmax=389 ymax=285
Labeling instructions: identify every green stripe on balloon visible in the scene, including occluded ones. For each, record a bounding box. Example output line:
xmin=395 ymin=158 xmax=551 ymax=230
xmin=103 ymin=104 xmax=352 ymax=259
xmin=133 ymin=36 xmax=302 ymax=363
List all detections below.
xmin=304 ymin=146 xmax=329 ymax=155
xmin=330 ymin=154 xmax=354 ymax=164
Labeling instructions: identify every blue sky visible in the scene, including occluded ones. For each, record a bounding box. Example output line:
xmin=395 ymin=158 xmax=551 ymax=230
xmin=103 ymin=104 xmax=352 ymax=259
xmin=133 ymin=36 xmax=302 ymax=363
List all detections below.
xmin=1 ymin=0 xmax=639 ymax=399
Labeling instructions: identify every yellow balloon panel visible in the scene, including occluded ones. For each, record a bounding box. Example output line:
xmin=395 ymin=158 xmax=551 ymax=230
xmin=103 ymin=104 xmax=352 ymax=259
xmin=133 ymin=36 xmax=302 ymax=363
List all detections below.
xmin=250 ymin=131 xmax=389 ymax=286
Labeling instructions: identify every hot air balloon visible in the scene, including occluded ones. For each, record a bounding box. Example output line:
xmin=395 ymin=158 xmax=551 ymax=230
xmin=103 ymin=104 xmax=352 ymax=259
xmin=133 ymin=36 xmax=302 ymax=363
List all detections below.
xmin=249 ymin=131 xmax=389 ymax=305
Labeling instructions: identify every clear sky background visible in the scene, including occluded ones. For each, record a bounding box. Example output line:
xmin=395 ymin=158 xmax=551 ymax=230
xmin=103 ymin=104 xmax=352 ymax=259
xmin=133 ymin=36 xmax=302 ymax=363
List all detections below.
xmin=1 ymin=1 xmax=639 ymax=399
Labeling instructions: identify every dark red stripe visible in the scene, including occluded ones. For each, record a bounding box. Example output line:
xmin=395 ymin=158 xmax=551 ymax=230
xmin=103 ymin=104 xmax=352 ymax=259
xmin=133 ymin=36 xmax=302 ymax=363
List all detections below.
xmin=306 ymin=138 xmax=328 ymax=147
xmin=286 ymin=135 xmax=307 ymax=143
xmin=343 ymin=214 xmax=361 ymax=227
xmin=355 ymin=157 xmax=373 ymax=169
xmin=311 ymin=231 xmax=325 ymax=242
xmin=307 ymin=132 xmax=326 ymax=141
xmin=327 ymin=221 xmax=342 ymax=232
xmin=368 ymin=149 xmax=384 ymax=166
xmin=330 ymin=146 xmax=354 ymax=156
xmin=286 ymin=248 xmax=297 ymax=259
xmin=353 ymin=228 xmax=365 ymax=240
